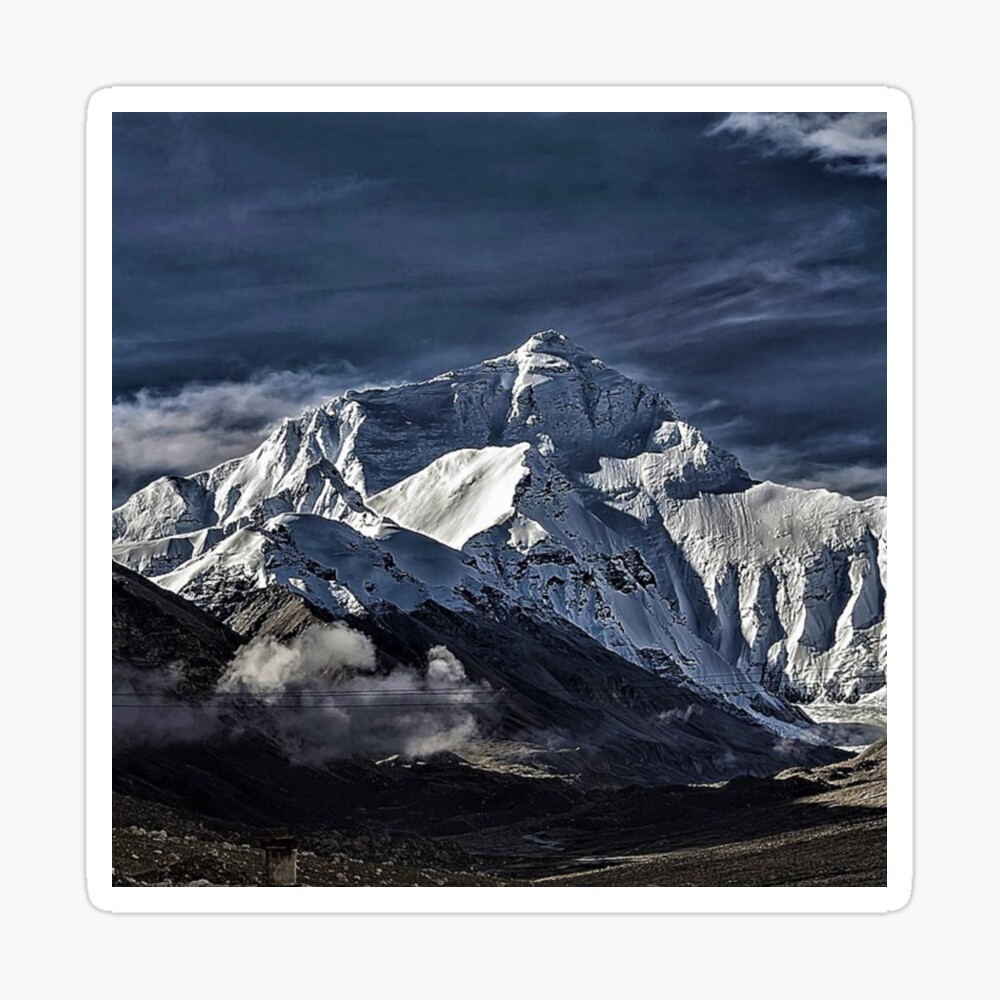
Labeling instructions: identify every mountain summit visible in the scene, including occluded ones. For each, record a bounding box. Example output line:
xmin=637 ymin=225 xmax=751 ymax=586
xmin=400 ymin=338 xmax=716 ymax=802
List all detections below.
xmin=113 ymin=333 xmax=886 ymax=722
xmin=506 ymin=328 xmax=593 ymax=356
xmin=321 ymin=329 xmax=752 ymax=498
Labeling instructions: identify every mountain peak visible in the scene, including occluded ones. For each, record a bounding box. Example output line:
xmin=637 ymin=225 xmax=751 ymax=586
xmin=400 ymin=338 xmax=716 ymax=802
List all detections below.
xmin=523 ymin=329 xmax=571 ymax=349
xmin=515 ymin=329 xmax=595 ymax=361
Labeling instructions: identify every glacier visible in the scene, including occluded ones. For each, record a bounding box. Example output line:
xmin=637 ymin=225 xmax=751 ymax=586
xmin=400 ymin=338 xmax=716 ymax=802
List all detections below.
xmin=113 ymin=331 xmax=886 ymax=727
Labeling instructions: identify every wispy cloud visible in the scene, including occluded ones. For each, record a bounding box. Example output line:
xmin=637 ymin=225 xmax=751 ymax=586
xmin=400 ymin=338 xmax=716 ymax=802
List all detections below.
xmin=730 ymin=441 xmax=886 ymax=499
xmin=112 ymin=369 xmax=366 ymax=504
xmin=708 ymin=113 xmax=887 ymax=179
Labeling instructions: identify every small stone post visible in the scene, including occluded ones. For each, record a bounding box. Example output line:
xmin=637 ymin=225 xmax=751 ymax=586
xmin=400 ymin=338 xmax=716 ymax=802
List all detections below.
xmin=261 ymin=829 xmax=298 ymax=886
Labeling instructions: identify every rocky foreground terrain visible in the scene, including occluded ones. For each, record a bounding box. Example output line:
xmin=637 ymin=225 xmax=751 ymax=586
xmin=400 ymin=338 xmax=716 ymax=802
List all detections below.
xmin=537 ymin=739 xmax=886 ymax=887
xmin=112 ymin=739 xmax=885 ymax=888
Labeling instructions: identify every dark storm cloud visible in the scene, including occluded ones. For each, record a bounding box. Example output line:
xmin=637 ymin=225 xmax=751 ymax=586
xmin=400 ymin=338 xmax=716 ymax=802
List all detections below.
xmin=113 ymin=112 xmax=886 ymax=500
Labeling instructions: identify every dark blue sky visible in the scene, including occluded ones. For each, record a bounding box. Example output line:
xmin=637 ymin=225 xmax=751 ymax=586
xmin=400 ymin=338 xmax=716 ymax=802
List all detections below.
xmin=112 ymin=112 xmax=886 ymax=504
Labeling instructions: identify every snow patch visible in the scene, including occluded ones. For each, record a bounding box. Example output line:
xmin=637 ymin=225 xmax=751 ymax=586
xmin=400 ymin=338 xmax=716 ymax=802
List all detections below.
xmin=367 ymin=443 xmax=532 ymax=550
xmin=507 ymin=514 xmax=550 ymax=552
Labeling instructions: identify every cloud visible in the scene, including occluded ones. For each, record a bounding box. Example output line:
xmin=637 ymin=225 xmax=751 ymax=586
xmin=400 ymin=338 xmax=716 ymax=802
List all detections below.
xmin=708 ymin=113 xmax=887 ymax=178
xmin=218 ymin=625 xmax=495 ymax=762
xmin=221 ymin=623 xmax=378 ymax=690
xmin=114 ymin=624 xmax=498 ymax=761
xmin=112 ymin=661 xmax=222 ymax=748
xmin=730 ymin=441 xmax=886 ymax=499
xmin=112 ymin=369 xmax=372 ymax=505
xmin=782 ymin=464 xmax=888 ymax=499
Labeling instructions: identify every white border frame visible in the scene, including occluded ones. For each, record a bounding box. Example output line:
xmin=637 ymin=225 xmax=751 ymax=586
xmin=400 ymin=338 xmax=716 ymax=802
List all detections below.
xmin=87 ymin=85 xmax=913 ymax=914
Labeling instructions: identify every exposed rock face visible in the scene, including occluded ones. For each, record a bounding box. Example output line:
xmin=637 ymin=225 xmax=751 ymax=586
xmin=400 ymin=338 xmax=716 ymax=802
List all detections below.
xmin=112 ymin=561 xmax=241 ymax=694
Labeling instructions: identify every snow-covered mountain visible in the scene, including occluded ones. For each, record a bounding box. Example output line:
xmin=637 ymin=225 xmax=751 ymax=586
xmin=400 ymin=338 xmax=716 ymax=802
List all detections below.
xmin=113 ymin=331 xmax=886 ymax=723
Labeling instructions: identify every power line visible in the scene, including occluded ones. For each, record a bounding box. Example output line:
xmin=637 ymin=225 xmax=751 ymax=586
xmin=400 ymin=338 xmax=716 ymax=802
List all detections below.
xmin=116 ymin=689 xmax=501 ymax=697
xmin=111 ymin=690 xmax=888 ymax=712
xmin=112 ymin=701 xmax=504 ymax=710
xmin=113 ymin=671 xmax=887 ymax=696
xmin=113 ymin=687 xmax=886 ymax=704
xmin=113 ymin=667 xmax=885 ymax=710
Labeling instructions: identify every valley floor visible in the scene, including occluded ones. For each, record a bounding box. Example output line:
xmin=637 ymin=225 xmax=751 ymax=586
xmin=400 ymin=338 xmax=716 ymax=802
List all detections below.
xmin=111 ymin=740 xmax=886 ymax=889
xmin=535 ymin=820 xmax=886 ymax=887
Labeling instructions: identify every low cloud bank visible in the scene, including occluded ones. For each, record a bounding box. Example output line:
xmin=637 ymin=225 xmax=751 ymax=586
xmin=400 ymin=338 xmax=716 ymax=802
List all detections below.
xmin=112 ymin=369 xmax=368 ymax=505
xmin=112 ymin=661 xmax=222 ymax=749
xmin=114 ymin=625 xmax=496 ymax=762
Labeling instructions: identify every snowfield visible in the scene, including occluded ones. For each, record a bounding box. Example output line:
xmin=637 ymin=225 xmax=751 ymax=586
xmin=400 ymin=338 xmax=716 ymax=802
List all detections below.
xmin=368 ymin=443 xmax=532 ymax=549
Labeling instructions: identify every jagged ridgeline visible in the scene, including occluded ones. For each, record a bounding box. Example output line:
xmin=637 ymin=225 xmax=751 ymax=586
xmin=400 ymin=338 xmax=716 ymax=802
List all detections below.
xmin=113 ymin=331 xmax=886 ymax=728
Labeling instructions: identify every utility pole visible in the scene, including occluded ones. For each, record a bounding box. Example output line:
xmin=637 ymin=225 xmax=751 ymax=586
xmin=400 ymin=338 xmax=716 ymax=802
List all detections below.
xmin=260 ymin=829 xmax=298 ymax=886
